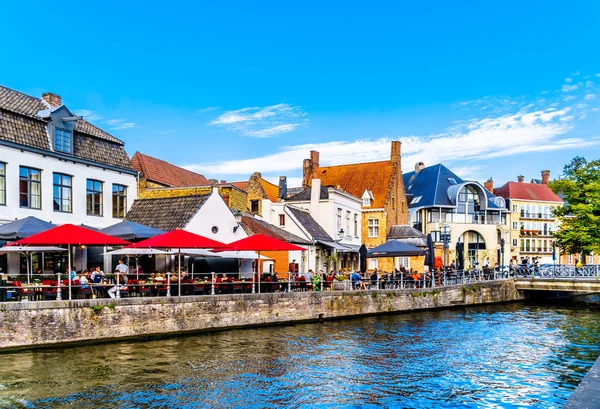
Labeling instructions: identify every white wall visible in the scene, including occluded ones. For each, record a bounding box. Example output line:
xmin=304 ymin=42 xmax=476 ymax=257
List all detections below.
xmin=0 ymin=145 xmax=137 ymax=228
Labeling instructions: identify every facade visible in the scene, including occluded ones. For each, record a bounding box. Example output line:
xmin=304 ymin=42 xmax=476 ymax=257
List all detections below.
xmin=493 ymin=171 xmax=563 ymax=264
xmin=0 ymin=86 xmax=137 ymax=227
xmin=403 ymin=163 xmax=510 ymax=270
xmin=132 ymin=152 xmax=248 ymax=212
xmin=232 ymin=172 xmax=281 ymax=216
xmin=261 ymin=179 xmax=363 ymax=273
xmin=301 ymin=140 xmax=408 ymax=271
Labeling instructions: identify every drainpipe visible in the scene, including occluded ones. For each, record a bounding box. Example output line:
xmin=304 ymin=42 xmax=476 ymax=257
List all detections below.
xmin=136 ymin=171 xmax=141 ymax=199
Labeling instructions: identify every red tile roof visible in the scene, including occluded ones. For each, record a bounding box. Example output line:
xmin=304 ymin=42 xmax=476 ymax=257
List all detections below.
xmin=231 ymin=181 xmax=248 ymax=191
xmin=260 ymin=178 xmax=280 ymax=202
xmin=131 ymin=152 xmax=210 ymax=187
xmin=494 ymin=182 xmax=563 ymax=203
xmin=314 ymin=161 xmax=392 ymax=208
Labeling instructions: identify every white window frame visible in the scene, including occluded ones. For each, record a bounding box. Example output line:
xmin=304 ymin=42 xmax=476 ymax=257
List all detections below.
xmin=368 ymin=218 xmax=379 ymax=238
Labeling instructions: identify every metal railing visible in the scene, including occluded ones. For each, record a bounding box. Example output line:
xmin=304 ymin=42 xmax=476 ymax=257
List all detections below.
xmin=0 ymin=268 xmax=513 ymax=302
xmin=513 ymin=264 xmax=600 ymax=279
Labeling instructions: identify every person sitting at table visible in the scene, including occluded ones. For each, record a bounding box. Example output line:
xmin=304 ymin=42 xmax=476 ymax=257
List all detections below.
xmin=91 ymin=266 xmax=104 ymax=282
xmin=79 ymin=272 xmax=90 ymax=290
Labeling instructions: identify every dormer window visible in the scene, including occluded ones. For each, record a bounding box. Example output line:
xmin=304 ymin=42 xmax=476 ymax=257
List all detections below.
xmin=362 ymin=189 xmax=374 ymax=207
xmin=55 ymin=129 xmax=72 ymax=153
xmin=363 ymin=197 xmax=371 ymax=206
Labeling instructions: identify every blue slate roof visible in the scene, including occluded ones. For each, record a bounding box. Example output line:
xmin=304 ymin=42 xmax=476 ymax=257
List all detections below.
xmin=403 ymin=163 xmax=506 ymax=210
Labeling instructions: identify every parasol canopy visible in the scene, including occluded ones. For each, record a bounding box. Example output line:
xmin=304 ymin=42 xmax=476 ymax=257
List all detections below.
xmin=0 ymin=217 xmax=56 ymax=240
xmin=11 ymin=224 xmax=131 ymax=247
xmin=101 ymin=220 xmax=164 ymax=241
xmin=367 ymin=240 xmax=426 ymax=258
xmin=127 ymin=229 xmax=225 ymax=249
xmin=217 ymin=234 xmax=306 ymax=252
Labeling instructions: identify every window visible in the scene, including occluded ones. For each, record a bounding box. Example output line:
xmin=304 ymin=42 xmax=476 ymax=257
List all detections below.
xmin=211 ymin=226 xmax=219 ymax=234
xmin=54 ymin=129 xmax=72 ymax=153
xmin=512 ymin=221 xmax=518 ymax=230
xmin=447 ymin=178 xmax=457 ymax=185
xmin=0 ymin=163 xmax=5 ymax=206
xmin=512 ymin=239 xmax=518 ymax=247
xmin=337 ymin=208 xmax=342 ymax=232
xmin=279 ymin=214 xmax=285 ymax=226
xmin=86 ymin=179 xmax=103 ymax=216
xmin=431 ymin=231 xmax=441 ymax=242
xmin=19 ymin=167 xmax=41 ymax=209
xmin=368 ymin=218 xmax=379 ymax=237
xmin=396 ymin=257 xmax=410 ymax=269
xmin=354 ymin=214 xmax=359 ymax=237
xmin=53 ymin=173 xmax=72 ymax=213
xmin=346 ymin=211 xmax=351 ymax=234
xmin=368 ymin=258 xmax=378 ymax=269
xmin=250 ymin=200 xmax=259 ymax=213
xmin=112 ymin=184 xmax=127 ymax=218
xmin=512 ymin=204 xmax=518 ymax=212
xmin=568 ymin=254 xmax=573 ymax=264
xmin=363 ymin=197 xmax=371 ymax=206
xmin=411 ymin=196 xmax=422 ymax=205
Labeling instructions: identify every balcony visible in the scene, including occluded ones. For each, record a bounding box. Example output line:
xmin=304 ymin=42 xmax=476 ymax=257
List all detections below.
xmin=519 ymin=211 xmax=554 ymax=220
xmin=519 ymin=230 xmax=553 ymax=238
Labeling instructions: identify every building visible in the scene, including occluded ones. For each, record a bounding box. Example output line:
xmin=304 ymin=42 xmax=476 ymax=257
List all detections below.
xmin=126 ymin=189 xmax=252 ymax=274
xmin=403 ymin=162 xmax=510 ymax=270
xmin=261 ymin=179 xmax=363 ymax=272
xmin=386 ymin=225 xmax=428 ymax=272
xmin=131 ymin=152 xmax=248 ymax=212
xmin=0 ymin=85 xmax=137 ymax=274
xmin=232 ymin=172 xmax=281 ymax=216
xmin=301 ymin=140 xmax=408 ymax=271
xmin=240 ymin=214 xmax=312 ymax=276
xmin=493 ymin=171 xmax=563 ymax=264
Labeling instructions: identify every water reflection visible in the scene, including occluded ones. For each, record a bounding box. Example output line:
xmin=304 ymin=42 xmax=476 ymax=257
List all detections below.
xmin=1 ymin=300 xmax=599 ymax=408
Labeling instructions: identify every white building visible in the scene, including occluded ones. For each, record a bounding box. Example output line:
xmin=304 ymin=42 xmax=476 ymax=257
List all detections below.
xmin=0 ymin=86 xmax=138 ymax=274
xmin=261 ymin=179 xmax=363 ymax=272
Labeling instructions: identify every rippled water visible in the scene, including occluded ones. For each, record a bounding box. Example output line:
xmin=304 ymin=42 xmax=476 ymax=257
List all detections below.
xmin=1 ymin=299 xmax=599 ymax=408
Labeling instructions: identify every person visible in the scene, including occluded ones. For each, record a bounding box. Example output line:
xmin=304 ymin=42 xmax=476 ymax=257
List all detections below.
xmin=450 ymin=260 xmax=456 ymax=271
xmin=370 ymin=269 xmax=378 ymax=289
xmin=312 ymin=272 xmax=321 ymax=291
xmin=108 ymin=260 xmax=129 ymax=299
xmin=351 ymin=271 xmax=362 ymax=289
xmin=575 ymin=258 xmax=582 ymax=274
xmin=79 ymin=272 xmax=90 ymax=290
xmin=91 ymin=266 xmax=104 ymax=282
xmin=66 ymin=267 xmax=76 ymax=280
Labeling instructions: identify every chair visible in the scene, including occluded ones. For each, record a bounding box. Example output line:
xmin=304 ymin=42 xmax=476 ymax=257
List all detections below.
xmin=139 ymin=281 xmax=151 ymax=297
xmin=12 ymin=281 xmax=34 ymax=301
xmin=232 ymin=282 xmax=243 ymax=294
xmin=128 ymin=279 xmax=140 ymax=297
xmin=43 ymin=281 xmax=59 ymax=300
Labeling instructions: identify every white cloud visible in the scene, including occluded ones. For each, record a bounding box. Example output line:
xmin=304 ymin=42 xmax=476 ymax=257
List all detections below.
xmin=186 ymin=107 xmax=589 ymax=179
xmin=74 ymin=109 xmax=102 ymax=121
xmin=562 ymin=84 xmax=580 ymax=92
xmin=209 ymin=103 xmax=307 ymax=138
xmin=563 ymin=95 xmax=576 ymax=101
xmin=198 ymin=106 xmax=219 ymax=113
xmin=106 ymin=119 xmax=136 ymax=130
xmin=565 ymin=77 xmax=572 ymax=83
xmin=585 ymin=94 xmax=596 ymax=100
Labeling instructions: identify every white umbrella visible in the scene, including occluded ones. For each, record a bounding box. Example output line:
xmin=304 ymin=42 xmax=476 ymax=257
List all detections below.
xmin=102 ymin=248 xmax=173 ymax=280
xmin=0 ymin=246 xmax=66 ymax=284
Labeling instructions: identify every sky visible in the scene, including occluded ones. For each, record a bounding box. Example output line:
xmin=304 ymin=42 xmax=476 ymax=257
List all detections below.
xmin=2 ymin=1 xmax=600 ymax=188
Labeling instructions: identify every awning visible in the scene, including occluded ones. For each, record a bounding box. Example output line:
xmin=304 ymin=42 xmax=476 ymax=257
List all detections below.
xmin=367 ymin=240 xmax=427 ymax=258
xmin=317 ymin=241 xmax=360 ymax=253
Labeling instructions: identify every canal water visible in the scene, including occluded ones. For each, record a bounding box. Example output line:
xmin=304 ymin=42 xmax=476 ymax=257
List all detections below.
xmin=1 ymin=299 xmax=599 ymax=409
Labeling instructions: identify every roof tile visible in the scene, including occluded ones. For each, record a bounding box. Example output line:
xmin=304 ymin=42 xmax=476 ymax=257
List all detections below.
xmin=241 ymin=215 xmax=311 ymax=244
xmin=287 ymin=206 xmax=332 ymax=242
xmin=494 ymin=182 xmax=563 ymax=203
xmin=132 ymin=152 xmax=210 ymax=187
xmin=126 ymin=195 xmax=210 ymax=231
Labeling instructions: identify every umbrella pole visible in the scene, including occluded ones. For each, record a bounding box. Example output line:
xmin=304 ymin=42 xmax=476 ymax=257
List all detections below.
xmin=68 ymin=244 xmax=72 ymax=301
xmin=136 ymin=256 xmax=139 ymax=281
xmin=191 ymin=257 xmax=194 ymax=280
xmin=257 ymin=251 xmax=261 ymax=294
xmin=178 ymin=249 xmax=182 ymax=297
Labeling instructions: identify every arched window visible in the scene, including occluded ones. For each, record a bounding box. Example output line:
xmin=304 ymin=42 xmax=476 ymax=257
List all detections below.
xmin=456 ymin=185 xmax=481 ymax=222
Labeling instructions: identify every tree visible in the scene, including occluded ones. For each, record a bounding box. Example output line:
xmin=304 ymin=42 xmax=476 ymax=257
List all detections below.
xmin=549 ymin=156 xmax=600 ymax=258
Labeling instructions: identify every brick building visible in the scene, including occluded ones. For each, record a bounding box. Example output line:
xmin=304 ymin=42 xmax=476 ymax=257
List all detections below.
xmin=131 ymin=152 xmax=248 ymax=212
xmin=301 ymin=140 xmax=408 ymax=271
xmin=232 ymin=172 xmax=280 ymax=216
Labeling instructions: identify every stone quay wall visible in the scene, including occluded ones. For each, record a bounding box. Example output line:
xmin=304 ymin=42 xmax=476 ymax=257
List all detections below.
xmin=0 ymin=280 xmax=524 ymax=351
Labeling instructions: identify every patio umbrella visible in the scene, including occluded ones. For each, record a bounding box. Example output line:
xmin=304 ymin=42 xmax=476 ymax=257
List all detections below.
xmin=216 ymin=234 xmax=306 ymax=293
xmin=425 ymin=234 xmax=437 ymax=286
xmin=359 ymin=244 xmax=367 ymax=274
xmin=0 ymin=216 xmax=55 ymax=240
xmin=103 ymin=248 xmax=173 ymax=280
xmin=367 ymin=240 xmax=426 ymax=257
xmin=128 ymin=230 xmax=226 ymax=296
xmin=11 ymin=224 xmax=131 ymax=300
xmin=0 ymin=246 xmax=66 ymax=284
xmin=101 ymin=220 xmax=164 ymax=241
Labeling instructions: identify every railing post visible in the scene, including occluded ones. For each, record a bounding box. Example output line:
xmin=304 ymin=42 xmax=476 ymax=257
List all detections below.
xmin=287 ymin=271 xmax=291 ymax=293
xmin=211 ymin=272 xmax=215 ymax=295
xmin=166 ymin=273 xmax=171 ymax=297
xmin=56 ymin=272 xmax=62 ymax=301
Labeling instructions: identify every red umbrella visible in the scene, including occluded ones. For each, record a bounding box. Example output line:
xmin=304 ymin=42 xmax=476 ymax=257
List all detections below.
xmin=10 ymin=224 xmax=131 ymax=300
xmin=128 ymin=230 xmax=226 ymax=296
xmin=217 ymin=234 xmax=306 ymax=293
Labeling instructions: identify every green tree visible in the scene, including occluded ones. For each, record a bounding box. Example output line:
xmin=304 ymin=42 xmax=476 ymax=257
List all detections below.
xmin=549 ymin=156 xmax=600 ymax=258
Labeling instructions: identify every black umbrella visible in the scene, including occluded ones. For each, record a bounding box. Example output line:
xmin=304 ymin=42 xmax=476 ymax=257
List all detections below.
xmin=456 ymin=242 xmax=464 ymax=270
xmin=425 ymin=234 xmax=435 ymax=268
xmin=0 ymin=216 xmax=55 ymax=240
xmin=367 ymin=240 xmax=426 ymax=257
xmin=359 ymin=244 xmax=368 ymax=273
xmin=101 ymin=220 xmax=164 ymax=241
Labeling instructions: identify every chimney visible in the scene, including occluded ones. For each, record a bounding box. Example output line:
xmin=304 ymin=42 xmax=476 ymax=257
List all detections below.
xmin=517 ymin=175 xmax=524 ymax=183
xmin=252 ymin=172 xmax=262 ymax=179
xmin=42 ymin=92 xmax=62 ymax=108
xmin=310 ymin=179 xmax=321 ymax=219
xmin=390 ymin=141 xmax=401 ymax=162
xmin=541 ymin=170 xmax=550 ymax=185
xmin=220 ymin=180 xmax=226 ymax=184
xmin=278 ymin=176 xmax=287 ymax=200
xmin=415 ymin=162 xmax=425 ymax=173
xmin=302 ymin=150 xmax=320 ymax=188
xmin=484 ymin=178 xmax=494 ymax=193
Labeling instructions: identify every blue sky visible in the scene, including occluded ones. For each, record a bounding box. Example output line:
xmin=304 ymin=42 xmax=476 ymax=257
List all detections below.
xmin=2 ymin=1 xmax=600 ymax=188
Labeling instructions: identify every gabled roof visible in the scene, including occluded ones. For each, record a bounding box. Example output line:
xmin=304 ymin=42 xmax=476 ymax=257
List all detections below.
xmin=387 ymin=225 xmax=427 ymax=247
xmin=231 ymin=181 xmax=248 ymax=191
xmin=240 ymin=215 xmax=311 ymax=245
xmin=0 ymin=85 xmax=132 ymax=171
xmin=260 ymin=178 xmax=279 ymax=202
xmin=403 ymin=163 xmax=506 ymax=210
xmin=313 ymin=161 xmax=392 ymax=208
xmin=126 ymin=194 xmax=210 ymax=231
xmin=286 ymin=186 xmax=329 ymax=202
xmin=286 ymin=206 xmax=333 ymax=242
xmin=494 ymin=182 xmax=563 ymax=203
xmin=131 ymin=152 xmax=210 ymax=187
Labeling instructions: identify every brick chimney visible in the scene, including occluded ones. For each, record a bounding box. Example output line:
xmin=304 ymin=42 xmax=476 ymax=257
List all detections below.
xmin=484 ymin=178 xmax=494 ymax=193
xmin=42 ymin=92 xmax=62 ymax=107
xmin=390 ymin=140 xmax=401 ymax=162
xmin=302 ymin=150 xmax=320 ymax=188
xmin=541 ymin=170 xmax=550 ymax=185
xmin=278 ymin=176 xmax=287 ymax=200
xmin=517 ymin=175 xmax=524 ymax=183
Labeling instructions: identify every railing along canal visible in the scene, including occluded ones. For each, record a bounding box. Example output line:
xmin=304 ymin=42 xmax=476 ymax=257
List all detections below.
xmin=0 ymin=268 xmax=515 ymax=303
xmin=513 ymin=264 xmax=600 ymax=279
